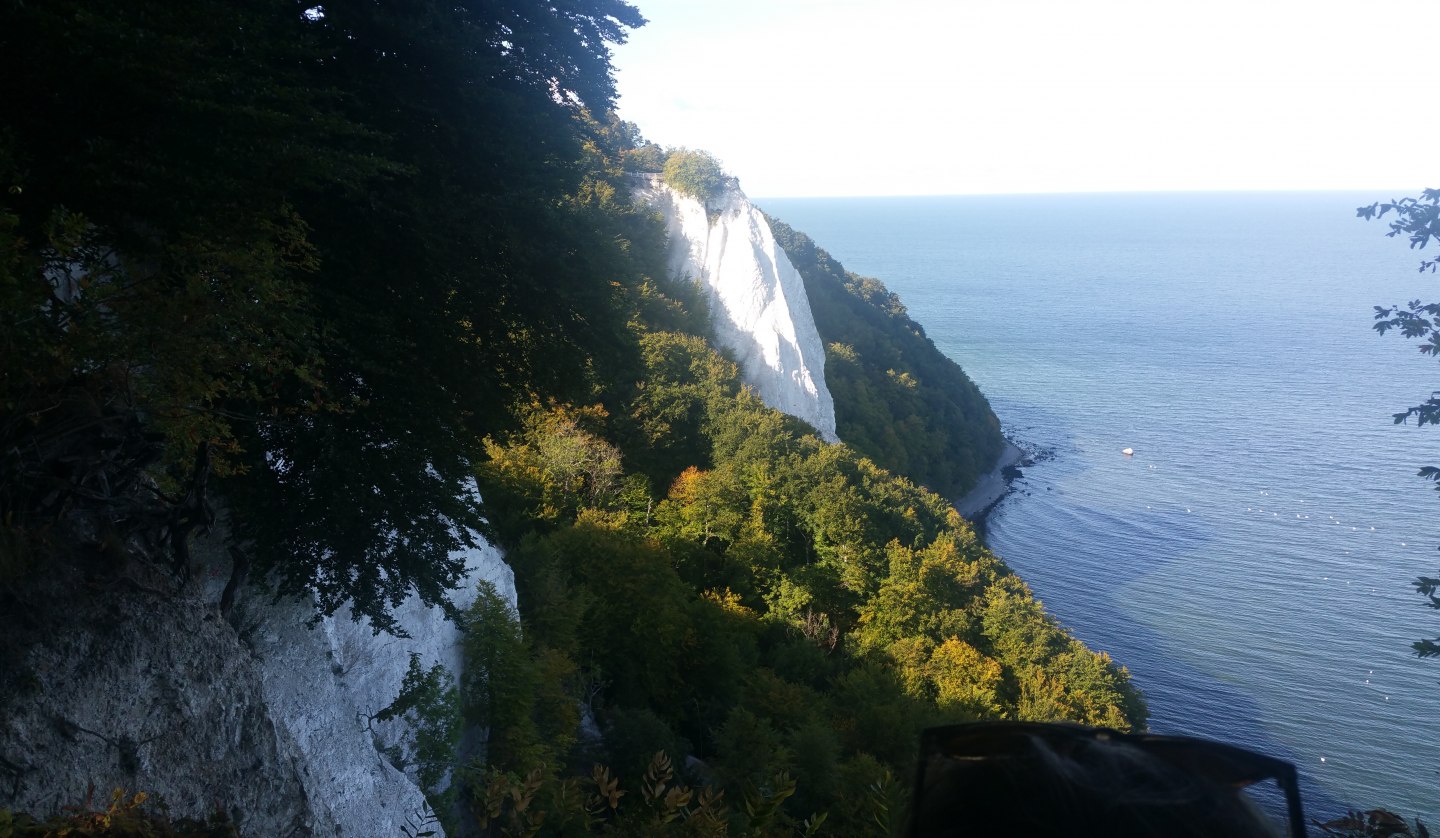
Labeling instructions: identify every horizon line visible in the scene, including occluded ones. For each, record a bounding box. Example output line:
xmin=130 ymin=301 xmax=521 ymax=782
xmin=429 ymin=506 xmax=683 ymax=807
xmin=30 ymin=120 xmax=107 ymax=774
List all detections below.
xmin=750 ymin=186 xmax=1428 ymax=201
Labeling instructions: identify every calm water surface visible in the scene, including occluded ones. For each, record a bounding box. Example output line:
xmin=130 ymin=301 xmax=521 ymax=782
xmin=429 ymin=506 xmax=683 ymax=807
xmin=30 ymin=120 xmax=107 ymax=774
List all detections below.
xmin=761 ymin=192 xmax=1440 ymax=823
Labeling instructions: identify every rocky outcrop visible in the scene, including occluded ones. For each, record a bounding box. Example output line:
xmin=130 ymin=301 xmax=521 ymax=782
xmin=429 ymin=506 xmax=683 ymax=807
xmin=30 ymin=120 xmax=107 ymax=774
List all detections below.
xmin=233 ymin=538 xmax=512 ymax=836
xmin=0 ymin=530 xmax=514 ymax=837
xmin=0 ymin=560 xmax=314 ymax=835
xmin=635 ymin=175 xmax=839 ymax=442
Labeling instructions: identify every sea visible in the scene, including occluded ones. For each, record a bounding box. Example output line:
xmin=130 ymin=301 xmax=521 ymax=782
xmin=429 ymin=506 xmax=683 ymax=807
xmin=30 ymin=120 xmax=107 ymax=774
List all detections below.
xmin=760 ymin=192 xmax=1440 ymax=826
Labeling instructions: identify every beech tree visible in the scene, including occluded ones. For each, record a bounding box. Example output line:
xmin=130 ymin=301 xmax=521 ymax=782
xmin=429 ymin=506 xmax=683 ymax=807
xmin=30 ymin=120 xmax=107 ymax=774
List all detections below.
xmin=0 ymin=0 xmax=647 ymax=629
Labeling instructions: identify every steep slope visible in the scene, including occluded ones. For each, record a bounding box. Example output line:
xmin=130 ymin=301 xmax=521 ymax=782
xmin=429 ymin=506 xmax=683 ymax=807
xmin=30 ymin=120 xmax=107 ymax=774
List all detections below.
xmin=0 ymin=531 xmax=514 ymax=837
xmin=766 ymin=217 xmax=1005 ymax=498
xmin=235 ymin=539 xmax=514 ymax=836
xmin=634 ymin=175 xmax=839 ymax=442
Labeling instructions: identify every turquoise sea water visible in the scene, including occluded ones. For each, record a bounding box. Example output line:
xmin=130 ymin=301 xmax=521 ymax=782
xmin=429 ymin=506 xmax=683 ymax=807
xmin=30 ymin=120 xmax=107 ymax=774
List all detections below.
xmin=760 ymin=192 xmax=1440 ymax=824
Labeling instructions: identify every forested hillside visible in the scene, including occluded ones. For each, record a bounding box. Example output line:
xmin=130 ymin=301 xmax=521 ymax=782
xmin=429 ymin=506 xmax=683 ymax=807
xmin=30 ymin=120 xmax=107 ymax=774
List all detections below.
xmin=0 ymin=1 xmax=1142 ymax=834
xmin=471 ymin=338 xmax=1145 ymax=832
xmin=768 ymin=219 xmax=1005 ymax=497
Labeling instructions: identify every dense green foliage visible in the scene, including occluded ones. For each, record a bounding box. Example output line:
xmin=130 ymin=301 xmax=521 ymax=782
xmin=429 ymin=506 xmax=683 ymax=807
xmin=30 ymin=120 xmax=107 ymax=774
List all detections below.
xmin=0 ymin=0 xmax=646 ymax=629
xmin=663 ymin=149 xmax=729 ymax=203
xmin=471 ymin=335 xmax=1145 ymax=828
xmin=767 ymin=219 xmax=1005 ymax=497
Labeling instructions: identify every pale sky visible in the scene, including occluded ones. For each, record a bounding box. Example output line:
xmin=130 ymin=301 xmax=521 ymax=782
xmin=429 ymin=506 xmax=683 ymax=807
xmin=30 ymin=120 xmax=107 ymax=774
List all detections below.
xmin=610 ymin=0 xmax=1439 ymax=197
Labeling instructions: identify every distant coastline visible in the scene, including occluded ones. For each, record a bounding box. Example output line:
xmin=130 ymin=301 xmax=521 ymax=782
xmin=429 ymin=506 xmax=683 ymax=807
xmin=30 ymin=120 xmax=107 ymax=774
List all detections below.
xmin=954 ymin=439 xmax=1026 ymax=526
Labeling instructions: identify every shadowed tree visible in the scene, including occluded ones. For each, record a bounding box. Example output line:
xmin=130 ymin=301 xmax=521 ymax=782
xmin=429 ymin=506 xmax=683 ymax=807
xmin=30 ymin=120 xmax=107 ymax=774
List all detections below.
xmin=0 ymin=0 xmax=646 ymax=629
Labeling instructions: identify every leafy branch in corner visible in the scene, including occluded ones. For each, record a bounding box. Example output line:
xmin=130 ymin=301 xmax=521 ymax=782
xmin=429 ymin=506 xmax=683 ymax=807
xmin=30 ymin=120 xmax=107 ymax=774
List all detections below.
xmin=1364 ymin=188 xmax=1440 ymax=662
xmin=1358 ymin=189 xmax=1440 ymax=273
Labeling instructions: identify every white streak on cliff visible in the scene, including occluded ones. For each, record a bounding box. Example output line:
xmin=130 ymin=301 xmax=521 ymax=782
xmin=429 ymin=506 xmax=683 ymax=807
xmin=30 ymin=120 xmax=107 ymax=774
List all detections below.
xmin=242 ymin=539 xmax=514 ymax=837
xmin=635 ymin=175 xmax=838 ymax=442
xmin=0 ymin=525 xmax=515 ymax=838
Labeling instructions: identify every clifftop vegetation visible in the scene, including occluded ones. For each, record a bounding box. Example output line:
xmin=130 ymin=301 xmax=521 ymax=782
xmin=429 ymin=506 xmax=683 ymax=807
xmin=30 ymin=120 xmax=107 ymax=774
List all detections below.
xmin=662 ymin=148 xmax=730 ymax=203
xmin=2 ymin=0 xmax=1142 ymax=832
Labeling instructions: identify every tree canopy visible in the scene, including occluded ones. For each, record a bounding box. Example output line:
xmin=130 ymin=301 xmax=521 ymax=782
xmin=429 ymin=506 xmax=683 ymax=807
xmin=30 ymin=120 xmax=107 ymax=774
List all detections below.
xmin=662 ymin=148 xmax=729 ymax=203
xmin=473 ymin=334 xmax=1145 ymax=831
xmin=0 ymin=0 xmax=646 ymax=628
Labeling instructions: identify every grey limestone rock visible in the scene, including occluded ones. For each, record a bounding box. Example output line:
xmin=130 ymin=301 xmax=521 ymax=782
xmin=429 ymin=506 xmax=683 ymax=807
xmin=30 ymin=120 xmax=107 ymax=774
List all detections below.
xmin=0 ymin=526 xmax=515 ymax=837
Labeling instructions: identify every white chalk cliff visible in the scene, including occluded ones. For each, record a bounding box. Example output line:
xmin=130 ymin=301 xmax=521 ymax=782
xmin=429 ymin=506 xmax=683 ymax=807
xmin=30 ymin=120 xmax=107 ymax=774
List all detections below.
xmin=635 ymin=175 xmax=839 ymax=442
xmin=237 ymin=539 xmax=514 ymax=837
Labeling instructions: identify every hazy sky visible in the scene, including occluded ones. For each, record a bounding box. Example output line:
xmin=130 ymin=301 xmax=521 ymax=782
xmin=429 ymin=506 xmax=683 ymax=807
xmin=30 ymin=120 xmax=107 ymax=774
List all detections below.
xmin=610 ymin=0 xmax=1438 ymax=197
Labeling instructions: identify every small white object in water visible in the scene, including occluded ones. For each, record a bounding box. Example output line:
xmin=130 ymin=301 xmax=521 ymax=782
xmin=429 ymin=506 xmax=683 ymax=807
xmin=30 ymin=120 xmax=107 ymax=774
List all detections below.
xmin=1122 ymin=447 xmax=1134 ymax=456
xmin=1320 ymin=757 xmax=1326 ymax=763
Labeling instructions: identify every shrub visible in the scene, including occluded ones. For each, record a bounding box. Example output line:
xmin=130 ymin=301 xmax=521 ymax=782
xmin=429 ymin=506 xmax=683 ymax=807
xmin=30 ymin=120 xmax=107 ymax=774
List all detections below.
xmin=662 ymin=149 xmax=727 ymax=203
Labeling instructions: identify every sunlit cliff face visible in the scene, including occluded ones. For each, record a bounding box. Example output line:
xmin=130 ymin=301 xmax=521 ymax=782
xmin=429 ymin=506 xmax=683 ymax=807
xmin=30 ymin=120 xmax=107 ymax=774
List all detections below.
xmin=636 ymin=175 xmax=839 ymax=443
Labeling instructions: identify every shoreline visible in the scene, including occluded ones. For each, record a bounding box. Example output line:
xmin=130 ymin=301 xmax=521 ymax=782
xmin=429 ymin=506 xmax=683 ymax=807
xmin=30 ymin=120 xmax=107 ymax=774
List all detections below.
xmin=954 ymin=439 xmax=1027 ymax=526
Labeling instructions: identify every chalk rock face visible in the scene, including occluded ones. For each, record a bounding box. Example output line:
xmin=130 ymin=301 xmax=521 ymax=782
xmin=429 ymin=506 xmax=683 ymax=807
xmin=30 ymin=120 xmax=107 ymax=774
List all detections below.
xmin=236 ymin=539 xmax=514 ymax=836
xmin=0 ymin=531 xmax=514 ymax=838
xmin=635 ymin=175 xmax=839 ymax=442
xmin=0 ymin=575 xmax=314 ymax=836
